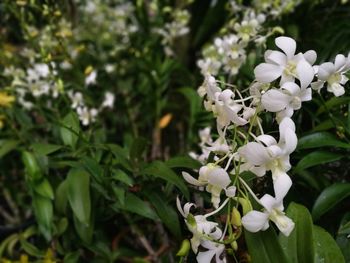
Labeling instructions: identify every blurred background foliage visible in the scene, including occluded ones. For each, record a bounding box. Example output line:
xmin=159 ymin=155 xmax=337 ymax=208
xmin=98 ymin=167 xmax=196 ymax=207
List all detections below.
xmin=0 ymin=0 xmax=349 ymax=262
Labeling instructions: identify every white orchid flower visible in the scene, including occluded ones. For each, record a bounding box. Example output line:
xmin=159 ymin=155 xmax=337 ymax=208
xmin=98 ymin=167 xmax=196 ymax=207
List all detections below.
xmin=101 ymin=91 xmax=115 ymax=109
xmin=254 ymin=36 xmax=316 ymax=85
xmin=241 ymin=194 xmax=294 ymax=236
xmin=176 ymin=198 xmax=223 ymax=253
xmin=238 ymin=117 xmax=296 ymax=199
xmin=77 ymin=106 xmax=98 ymax=126
xmin=85 ymin=70 xmax=97 ymax=86
xmin=311 ymin=54 xmax=350 ymax=96
xmin=261 ymin=60 xmax=314 ymax=118
xmin=182 ymin=164 xmax=236 ymax=208
xmin=197 ymin=240 xmax=226 ymax=263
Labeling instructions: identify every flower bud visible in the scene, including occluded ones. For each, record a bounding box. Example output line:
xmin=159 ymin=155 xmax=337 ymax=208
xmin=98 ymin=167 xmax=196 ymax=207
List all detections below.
xmin=231 ymin=207 xmax=242 ymax=227
xmin=176 ymin=239 xmax=191 ymax=257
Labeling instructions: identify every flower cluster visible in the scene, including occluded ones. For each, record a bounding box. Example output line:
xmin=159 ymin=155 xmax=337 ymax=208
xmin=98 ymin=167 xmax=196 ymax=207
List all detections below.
xmin=179 ymin=36 xmax=350 ymax=262
xmin=197 ymin=0 xmax=301 ymax=77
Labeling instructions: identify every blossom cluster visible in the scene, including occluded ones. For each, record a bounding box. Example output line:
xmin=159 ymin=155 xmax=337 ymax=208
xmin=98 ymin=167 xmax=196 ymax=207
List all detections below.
xmin=178 ymin=36 xmax=350 ymax=262
xmin=197 ymin=0 xmax=301 ymax=77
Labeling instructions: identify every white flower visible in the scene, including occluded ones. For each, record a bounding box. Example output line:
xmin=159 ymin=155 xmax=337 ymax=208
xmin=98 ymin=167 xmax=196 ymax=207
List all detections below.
xmin=238 ymin=117 xmax=296 ymax=199
xmin=101 ymin=91 xmax=115 ymax=109
xmin=182 ymin=164 xmax=236 ymax=208
xmin=261 ymin=60 xmax=314 ymax=118
xmin=254 ymin=36 xmax=316 ymax=85
xmin=77 ymin=106 xmax=98 ymax=126
xmin=311 ymin=54 xmax=350 ymax=96
xmin=176 ymin=198 xmax=223 ymax=253
xmin=68 ymin=91 xmax=84 ymax=109
xmin=85 ymin=70 xmax=97 ymax=86
xmin=197 ymin=240 xmax=226 ymax=263
xmin=242 ymin=194 xmax=294 ymax=236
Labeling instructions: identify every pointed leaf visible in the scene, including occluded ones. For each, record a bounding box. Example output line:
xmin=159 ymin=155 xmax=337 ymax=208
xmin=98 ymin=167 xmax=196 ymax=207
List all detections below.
xmin=313 ymin=225 xmax=345 ymax=263
xmin=297 ymin=132 xmax=350 ymax=150
xmin=245 ymin=227 xmax=290 ymax=263
xmin=312 ymin=183 xmax=350 ymax=220
xmin=31 ymin=143 xmax=62 ymax=156
xmin=279 ymin=202 xmax=314 ymax=263
xmin=60 ymin=112 xmax=80 ymax=149
xmin=67 ymin=168 xmax=91 ymax=225
xmin=295 ymin=151 xmax=343 ymax=171
xmin=143 ymin=161 xmax=189 ymax=199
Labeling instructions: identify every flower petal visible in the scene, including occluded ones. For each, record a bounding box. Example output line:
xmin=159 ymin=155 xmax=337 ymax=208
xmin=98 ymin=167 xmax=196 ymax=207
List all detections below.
xmin=261 ymin=89 xmax=290 ymax=112
xmin=303 ymin=50 xmax=317 ymax=65
xmin=273 ymin=214 xmax=295 ymax=236
xmin=318 ymin=62 xmax=335 ymax=81
xmin=273 ymin=173 xmax=292 ymax=201
xmin=275 ymin=36 xmax=296 ymax=59
xmin=182 ymin=171 xmax=206 ymax=186
xmin=334 ymin=54 xmax=346 ymax=71
xmin=242 ymin=210 xmax=269 ymax=232
xmin=260 ymin=194 xmax=276 ymax=211
xmin=254 ymin=63 xmax=283 ymax=83
xmin=238 ymin=142 xmax=271 ymax=165
xmin=296 ymin=60 xmax=315 ymax=88
xmin=266 ymin=50 xmax=287 ymax=65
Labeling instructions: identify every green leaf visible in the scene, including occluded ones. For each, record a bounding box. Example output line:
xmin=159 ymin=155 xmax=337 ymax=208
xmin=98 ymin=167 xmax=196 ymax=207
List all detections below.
xmin=67 ymin=168 xmax=91 ymax=225
xmin=73 ymin=214 xmax=93 ymax=244
xmin=279 ymin=203 xmax=314 ymax=263
xmin=316 ymin=96 xmax=350 ymax=115
xmin=147 ymin=191 xmax=181 ymax=239
xmin=112 ymin=169 xmax=134 ymax=186
xmin=55 ymin=180 xmax=68 ymax=215
xmin=312 ymin=183 xmax=350 ymax=220
xmin=33 ymin=178 xmax=54 ymax=200
xmin=81 ymin=156 xmax=104 ymax=183
xmin=22 ymin=151 xmax=42 ymax=180
xmin=295 ymin=151 xmax=343 ymax=171
xmin=31 ymin=143 xmax=62 ymax=156
xmin=60 ymin=112 xmax=80 ymax=149
xmin=313 ymin=225 xmax=345 ymax=263
xmin=116 ymin=192 xmax=158 ymax=220
xmin=165 ymin=156 xmax=201 ymax=170
xmin=33 ymin=195 xmax=53 ymax=241
xmin=0 ymin=139 xmax=19 ymax=158
xmin=63 ymin=251 xmax=81 ymax=263
xmin=19 ymin=239 xmax=45 ymax=257
xmin=112 ymin=185 xmax=125 ymax=206
xmin=336 ymin=213 xmax=350 ymax=262
xmin=143 ymin=161 xmax=189 ymax=199
xmin=245 ymin=227 xmax=290 ymax=263
xmin=297 ymin=132 xmax=350 ymax=150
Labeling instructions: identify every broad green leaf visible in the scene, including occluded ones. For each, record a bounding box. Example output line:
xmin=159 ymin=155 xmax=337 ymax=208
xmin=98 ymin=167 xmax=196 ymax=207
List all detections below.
xmin=33 ymin=178 xmax=54 ymax=200
xmin=0 ymin=140 xmax=19 ymax=158
xmin=60 ymin=112 xmax=80 ymax=149
xmin=147 ymin=191 xmax=182 ymax=239
xmin=116 ymin=192 xmax=158 ymax=220
xmin=112 ymin=169 xmax=134 ymax=186
xmin=73 ymin=214 xmax=93 ymax=244
xmin=22 ymin=151 xmax=42 ymax=180
xmin=55 ymin=180 xmax=68 ymax=215
xmin=245 ymin=227 xmax=290 ymax=263
xmin=165 ymin=156 xmax=201 ymax=170
xmin=297 ymin=132 xmax=350 ymax=150
xmin=56 ymin=217 xmax=68 ymax=236
xmin=33 ymin=195 xmax=53 ymax=241
xmin=336 ymin=213 xmax=350 ymax=262
xmin=279 ymin=202 xmax=314 ymax=263
xmin=312 ymin=183 xmax=350 ymax=220
xmin=67 ymin=168 xmax=91 ymax=225
xmin=313 ymin=225 xmax=345 ymax=263
xmin=295 ymin=151 xmax=343 ymax=171
xmin=143 ymin=161 xmax=189 ymax=199
xmin=31 ymin=143 xmax=62 ymax=156
xmin=316 ymin=96 xmax=350 ymax=115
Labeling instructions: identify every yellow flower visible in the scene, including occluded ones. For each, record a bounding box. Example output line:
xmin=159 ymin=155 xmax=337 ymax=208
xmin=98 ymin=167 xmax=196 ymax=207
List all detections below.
xmin=0 ymin=92 xmax=15 ymax=107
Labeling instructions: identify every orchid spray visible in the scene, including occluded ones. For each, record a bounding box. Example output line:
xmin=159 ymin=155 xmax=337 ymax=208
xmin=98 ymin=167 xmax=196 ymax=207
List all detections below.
xmin=178 ymin=36 xmax=350 ymax=262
